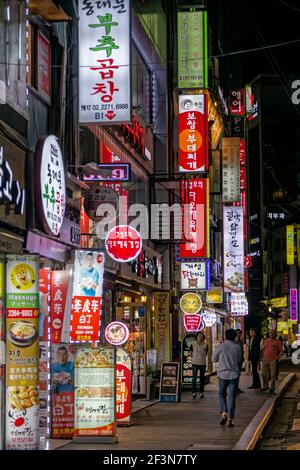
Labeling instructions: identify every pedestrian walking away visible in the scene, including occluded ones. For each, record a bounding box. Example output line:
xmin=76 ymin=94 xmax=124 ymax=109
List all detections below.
xmin=212 ymin=329 xmax=241 ymax=428
xmin=260 ymin=330 xmax=283 ymax=394
xmin=235 ymin=328 xmax=244 ymax=393
xmin=190 ymin=332 xmax=208 ymax=399
xmin=248 ymin=327 xmax=261 ymax=389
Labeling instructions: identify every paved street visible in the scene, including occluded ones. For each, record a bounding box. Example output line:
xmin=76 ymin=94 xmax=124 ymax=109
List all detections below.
xmin=50 ymin=372 xmax=288 ymax=451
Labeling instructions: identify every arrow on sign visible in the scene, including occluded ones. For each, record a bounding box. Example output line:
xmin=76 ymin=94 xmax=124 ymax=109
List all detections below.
xmin=105 ymin=111 xmax=116 ymax=120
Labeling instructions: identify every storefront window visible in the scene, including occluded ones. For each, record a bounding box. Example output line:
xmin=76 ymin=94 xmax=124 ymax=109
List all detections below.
xmin=132 ymin=45 xmax=153 ymax=125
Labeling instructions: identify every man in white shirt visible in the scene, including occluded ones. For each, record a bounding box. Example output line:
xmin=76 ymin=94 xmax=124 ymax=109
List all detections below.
xmin=212 ymin=329 xmax=241 ymax=428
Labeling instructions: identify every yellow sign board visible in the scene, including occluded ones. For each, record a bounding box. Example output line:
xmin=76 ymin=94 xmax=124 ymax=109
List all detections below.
xmin=271 ymin=296 xmax=288 ymax=308
xmin=180 ymin=292 xmax=202 ymax=314
xmin=154 ymin=292 xmax=170 ymax=368
xmin=286 ymin=225 xmax=295 ymax=265
xmin=206 ymin=288 xmax=223 ymax=304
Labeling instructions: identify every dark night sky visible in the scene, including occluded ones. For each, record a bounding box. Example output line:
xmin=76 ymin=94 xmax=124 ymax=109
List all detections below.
xmin=240 ymin=0 xmax=300 ymax=83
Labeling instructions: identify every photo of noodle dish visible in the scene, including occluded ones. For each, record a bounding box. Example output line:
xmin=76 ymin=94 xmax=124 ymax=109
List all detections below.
xmin=9 ymin=321 xmax=37 ymax=347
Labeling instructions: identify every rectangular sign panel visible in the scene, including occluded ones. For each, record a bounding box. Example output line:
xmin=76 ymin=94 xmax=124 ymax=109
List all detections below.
xmin=154 ymin=292 xmax=171 ymax=370
xmin=51 ymin=344 xmax=75 ymax=439
xmin=51 ymin=271 xmax=71 ymax=344
xmin=223 ymin=206 xmax=244 ymax=293
xmin=116 ymin=348 xmax=131 ymax=425
xmin=177 ymin=10 xmax=208 ymax=89
xmin=178 ymin=94 xmax=208 ymax=173
xmin=70 ymin=251 xmax=105 ymax=343
xmin=78 ymin=0 xmax=131 ymax=124
xmin=5 ymin=255 xmax=39 ymax=450
xmin=290 ymin=289 xmax=298 ymax=321
xmin=179 ymin=179 xmax=209 ymax=259
xmin=82 ymin=163 xmax=131 ymax=182
xmin=231 ymin=292 xmax=248 ymax=316
xmin=286 ymin=225 xmax=295 ymax=265
xmin=180 ymin=261 xmax=209 ymax=290
xmin=222 ymin=137 xmax=241 ymax=203
xmin=74 ymin=348 xmax=115 ymax=438
xmin=229 ymin=89 xmax=245 ymax=115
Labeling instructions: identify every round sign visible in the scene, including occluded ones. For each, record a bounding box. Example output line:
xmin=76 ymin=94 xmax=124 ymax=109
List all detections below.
xmin=105 ymin=321 xmax=129 ymax=346
xmin=35 ymin=135 xmax=66 ymax=236
xmin=203 ymin=312 xmax=217 ymax=328
xmin=105 ymin=225 xmax=142 ymax=263
xmin=84 ymin=186 xmax=118 ymax=222
xmin=180 ymin=292 xmax=202 ymax=314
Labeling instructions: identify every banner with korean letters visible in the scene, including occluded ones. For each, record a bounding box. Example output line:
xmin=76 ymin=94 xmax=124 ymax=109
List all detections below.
xmin=178 ymin=94 xmax=208 ymax=172
xmin=223 ymin=206 xmax=244 ymax=293
xmin=222 ymin=137 xmax=240 ymax=203
xmin=70 ymin=251 xmax=105 ymax=343
xmin=78 ymin=0 xmax=131 ymax=124
xmin=180 ymin=261 xmax=209 ymax=290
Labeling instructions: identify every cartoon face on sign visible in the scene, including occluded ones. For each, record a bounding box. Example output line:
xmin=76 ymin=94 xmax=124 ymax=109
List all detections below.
xmin=8 ymin=408 xmax=28 ymax=429
xmin=10 ymin=263 xmax=36 ymax=290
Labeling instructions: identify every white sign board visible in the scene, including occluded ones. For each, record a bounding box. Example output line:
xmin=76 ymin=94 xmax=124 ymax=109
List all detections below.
xmin=78 ymin=0 xmax=131 ymax=124
xmin=35 ymin=136 xmax=66 ymax=236
xmin=222 ymin=137 xmax=240 ymax=203
xmin=180 ymin=262 xmax=207 ymax=290
xmin=231 ymin=292 xmax=248 ymax=315
xmin=223 ymin=206 xmax=244 ymax=293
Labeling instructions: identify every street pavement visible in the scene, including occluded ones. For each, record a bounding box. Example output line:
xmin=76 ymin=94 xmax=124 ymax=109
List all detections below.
xmin=46 ymin=371 xmax=288 ymax=451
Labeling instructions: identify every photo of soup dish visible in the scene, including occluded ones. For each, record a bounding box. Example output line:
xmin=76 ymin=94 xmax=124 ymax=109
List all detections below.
xmin=9 ymin=321 xmax=37 ymax=346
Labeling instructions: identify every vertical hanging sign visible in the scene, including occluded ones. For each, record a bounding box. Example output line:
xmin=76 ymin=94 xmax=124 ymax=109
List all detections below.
xmin=154 ymin=292 xmax=171 ymax=369
xmin=286 ymin=225 xmax=295 ymax=265
xmin=222 ymin=137 xmax=241 ymax=203
xmin=5 ymin=255 xmax=40 ymax=450
xmin=178 ymin=94 xmax=208 ymax=173
xmin=70 ymin=250 xmax=105 ymax=343
xmin=223 ymin=206 xmax=244 ymax=293
xmin=78 ymin=0 xmax=131 ymax=124
xmin=177 ymin=10 xmax=208 ymax=89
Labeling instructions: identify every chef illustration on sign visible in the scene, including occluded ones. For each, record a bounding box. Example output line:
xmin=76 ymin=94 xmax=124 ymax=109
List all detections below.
xmin=79 ymin=252 xmax=100 ymax=297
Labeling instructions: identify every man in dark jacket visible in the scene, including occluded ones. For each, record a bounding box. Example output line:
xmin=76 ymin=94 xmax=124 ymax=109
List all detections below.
xmin=248 ymin=327 xmax=261 ymax=389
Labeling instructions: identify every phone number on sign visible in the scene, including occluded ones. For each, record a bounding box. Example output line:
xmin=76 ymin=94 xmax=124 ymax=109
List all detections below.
xmin=81 ymin=104 xmax=129 ymax=111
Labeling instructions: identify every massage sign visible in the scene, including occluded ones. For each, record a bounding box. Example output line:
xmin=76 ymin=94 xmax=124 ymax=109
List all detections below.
xmin=78 ymin=0 xmax=131 ymax=124
xmin=35 ymin=136 xmax=66 ymax=236
xmin=5 ymin=255 xmax=40 ymax=450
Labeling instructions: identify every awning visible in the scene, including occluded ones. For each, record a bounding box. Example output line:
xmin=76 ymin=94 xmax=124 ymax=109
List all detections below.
xmin=28 ymin=0 xmax=71 ymax=21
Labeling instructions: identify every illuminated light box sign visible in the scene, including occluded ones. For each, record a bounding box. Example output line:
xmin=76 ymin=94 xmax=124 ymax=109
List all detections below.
xmin=105 ymin=321 xmax=129 ymax=346
xmin=290 ymin=289 xmax=298 ymax=321
xmin=179 ymin=178 xmax=209 ymax=260
xmin=78 ymin=0 xmax=131 ymax=124
xmin=229 ymin=89 xmax=245 ymax=116
xmin=116 ymin=348 xmax=131 ymax=425
xmin=222 ymin=137 xmax=240 ymax=203
xmin=231 ymin=292 xmax=248 ymax=316
xmin=223 ymin=206 xmax=244 ymax=293
xmin=70 ymin=250 xmax=105 ymax=343
xmin=178 ymin=94 xmax=208 ymax=173
xmin=82 ymin=163 xmax=131 ymax=182
xmin=180 ymin=261 xmax=210 ymax=291
xmin=183 ymin=314 xmax=204 ymax=333
xmin=34 ymin=135 xmax=66 ymax=237
xmin=105 ymin=225 xmax=142 ymax=263
xmin=177 ymin=10 xmax=208 ymax=89
xmin=180 ymin=292 xmax=202 ymax=315
xmin=203 ymin=311 xmax=217 ymax=327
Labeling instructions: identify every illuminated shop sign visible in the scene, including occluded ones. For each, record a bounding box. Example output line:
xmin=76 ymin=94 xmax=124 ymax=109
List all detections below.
xmin=177 ymin=10 xmax=208 ymax=89
xmin=229 ymin=89 xmax=245 ymax=116
xmin=180 ymin=261 xmax=210 ymax=291
xmin=105 ymin=225 xmax=142 ymax=263
xmin=78 ymin=0 xmax=131 ymax=124
xmin=179 ymin=178 xmax=209 ymax=260
xmin=178 ymin=94 xmax=208 ymax=172
xmin=0 ymin=141 xmax=25 ymax=216
xmin=286 ymin=225 xmax=295 ymax=265
xmin=222 ymin=137 xmax=240 ymax=203
xmin=183 ymin=314 xmax=204 ymax=333
xmin=105 ymin=321 xmax=129 ymax=346
xmin=231 ymin=292 xmax=248 ymax=316
xmin=290 ymin=289 xmax=298 ymax=322
xmin=180 ymin=292 xmax=202 ymax=315
xmin=70 ymin=250 xmax=105 ymax=343
xmin=34 ymin=135 xmax=66 ymax=237
xmin=223 ymin=206 xmax=244 ymax=293
xmin=82 ymin=163 xmax=131 ymax=182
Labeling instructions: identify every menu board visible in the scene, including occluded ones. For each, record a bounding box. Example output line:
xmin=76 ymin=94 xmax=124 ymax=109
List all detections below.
xmin=181 ymin=334 xmax=198 ymax=385
xmin=74 ymin=348 xmax=116 ymax=439
xmin=159 ymin=362 xmax=180 ymax=403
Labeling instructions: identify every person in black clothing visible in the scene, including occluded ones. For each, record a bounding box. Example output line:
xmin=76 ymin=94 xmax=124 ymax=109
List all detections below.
xmin=248 ymin=327 xmax=261 ymax=389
